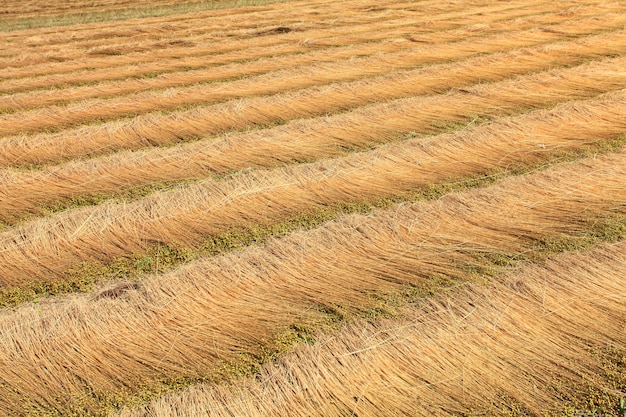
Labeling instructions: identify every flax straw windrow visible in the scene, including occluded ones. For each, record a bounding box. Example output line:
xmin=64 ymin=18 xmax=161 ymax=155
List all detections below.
xmin=0 ymin=0 xmax=614 ymax=101
xmin=3 ymin=29 xmax=626 ymax=168
xmin=1 ymin=57 xmax=626 ymax=286
xmin=117 ymin=240 xmax=626 ymax=417
xmin=3 ymin=9 xmax=626 ymax=137
xmin=1 ymin=85 xmax=625 ymax=223
xmin=0 ymin=151 xmax=624 ymax=416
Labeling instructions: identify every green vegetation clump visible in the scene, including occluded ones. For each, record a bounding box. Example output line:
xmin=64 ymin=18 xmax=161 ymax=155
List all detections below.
xmin=0 ymin=0 xmax=291 ymax=31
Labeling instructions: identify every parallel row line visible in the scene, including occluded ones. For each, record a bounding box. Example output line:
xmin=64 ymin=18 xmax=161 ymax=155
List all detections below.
xmin=1 ymin=58 xmax=626 ymax=285
xmin=1 ymin=150 xmax=624 ymax=416
xmin=117 ymin=240 xmax=626 ymax=416
xmin=2 ymin=2 xmax=591 ymax=108
xmin=2 ymin=34 xmax=626 ymax=221
xmin=0 ymin=0 xmax=562 ymax=88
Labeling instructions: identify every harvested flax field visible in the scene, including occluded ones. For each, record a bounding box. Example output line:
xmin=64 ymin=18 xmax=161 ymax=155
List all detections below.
xmin=0 ymin=0 xmax=625 ymax=416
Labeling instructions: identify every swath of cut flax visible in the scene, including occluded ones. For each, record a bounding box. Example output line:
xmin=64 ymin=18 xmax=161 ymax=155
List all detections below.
xmin=0 ymin=151 xmax=624 ymax=416
xmin=2 ymin=82 xmax=626 ymax=223
xmin=3 ymin=29 xmax=626 ymax=168
xmin=4 ymin=10 xmax=626 ymax=137
xmin=2 ymin=44 xmax=626 ymax=219
xmin=0 ymin=0 xmax=493 ymax=84
xmin=0 ymin=0 xmax=610 ymax=106
xmin=117 ymin=240 xmax=626 ymax=417
xmin=0 ymin=0 xmax=557 ymax=78
xmin=1 ymin=59 xmax=626 ymax=286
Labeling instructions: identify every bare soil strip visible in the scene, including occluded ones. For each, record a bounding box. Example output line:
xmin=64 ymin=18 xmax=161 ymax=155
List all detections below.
xmin=3 ymin=32 xmax=626 ymax=169
xmin=116 ymin=240 xmax=626 ymax=417
xmin=1 ymin=56 xmax=625 ymax=287
xmin=0 ymin=151 xmax=624 ymax=416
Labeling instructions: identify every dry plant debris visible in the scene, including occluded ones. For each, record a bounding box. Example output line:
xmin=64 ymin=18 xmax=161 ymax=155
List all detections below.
xmin=0 ymin=0 xmax=625 ymax=415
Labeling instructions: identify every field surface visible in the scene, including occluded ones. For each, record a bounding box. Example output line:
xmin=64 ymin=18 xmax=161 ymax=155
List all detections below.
xmin=0 ymin=0 xmax=625 ymax=416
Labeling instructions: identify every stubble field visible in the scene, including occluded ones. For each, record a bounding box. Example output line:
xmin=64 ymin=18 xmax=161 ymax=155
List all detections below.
xmin=0 ymin=0 xmax=625 ymax=416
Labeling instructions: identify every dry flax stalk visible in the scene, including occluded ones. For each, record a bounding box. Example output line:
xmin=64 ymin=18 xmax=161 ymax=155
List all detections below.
xmin=117 ymin=240 xmax=626 ymax=417
xmin=0 ymin=150 xmax=624 ymax=415
xmin=2 ymin=57 xmax=626 ymax=284
xmin=2 ymin=0 xmax=592 ymax=110
xmin=3 ymin=7 xmax=626 ymax=136
xmin=3 ymin=24 xmax=626 ymax=167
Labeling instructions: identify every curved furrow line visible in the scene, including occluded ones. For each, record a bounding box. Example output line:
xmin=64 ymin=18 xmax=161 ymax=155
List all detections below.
xmin=0 ymin=0 xmax=497 ymax=79
xmin=0 ymin=151 xmax=624 ymax=416
xmin=1 ymin=57 xmax=625 ymax=286
xmin=2 ymin=29 xmax=626 ymax=167
xmin=0 ymin=0 xmax=562 ymax=91
xmin=0 ymin=1 xmax=412 ymax=72
xmin=116 ymin=240 xmax=626 ymax=417
xmin=1 ymin=1 xmax=595 ymax=111
xmin=2 ymin=37 xmax=626 ymax=222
